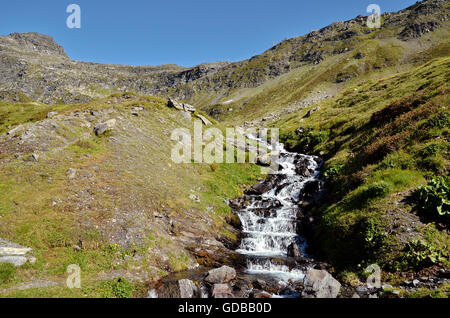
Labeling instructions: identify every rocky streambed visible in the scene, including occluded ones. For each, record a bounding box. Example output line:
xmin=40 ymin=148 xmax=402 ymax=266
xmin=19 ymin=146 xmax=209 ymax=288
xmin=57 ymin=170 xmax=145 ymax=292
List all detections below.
xmin=146 ymin=138 xmax=449 ymax=298
xmin=148 ymin=139 xmax=342 ymax=298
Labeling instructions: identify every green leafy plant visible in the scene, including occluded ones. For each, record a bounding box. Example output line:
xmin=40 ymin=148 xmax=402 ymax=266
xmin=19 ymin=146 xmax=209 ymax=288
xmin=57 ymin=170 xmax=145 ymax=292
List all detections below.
xmin=403 ymin=240 xmax=447 ymax=269
xmin=416 ymin=176 xmax=449 ymax=217
xmin=101 ymin=278 xmax=134 ymax=298
xmin=324 ymin=164 xmax=344 ymax=180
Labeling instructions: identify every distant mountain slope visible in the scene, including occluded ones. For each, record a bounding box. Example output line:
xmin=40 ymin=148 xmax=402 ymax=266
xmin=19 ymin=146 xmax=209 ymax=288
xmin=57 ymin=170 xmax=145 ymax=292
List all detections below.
xmin=0 ymin=0 xmax=448 ymax=108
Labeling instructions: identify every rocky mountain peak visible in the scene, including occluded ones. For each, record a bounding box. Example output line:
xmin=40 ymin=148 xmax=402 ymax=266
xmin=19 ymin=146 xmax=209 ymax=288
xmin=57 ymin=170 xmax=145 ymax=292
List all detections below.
xmin=1 ymin=32 xmax=67 ymax=57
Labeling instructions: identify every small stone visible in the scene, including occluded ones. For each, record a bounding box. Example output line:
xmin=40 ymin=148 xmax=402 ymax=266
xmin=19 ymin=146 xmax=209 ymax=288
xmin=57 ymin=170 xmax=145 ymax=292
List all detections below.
xmin=412 ymin=279 xmax=420 ymax=287
xmin=352 ymin=293 xmax=360 ymax=298
xmin=212 ymin=284 xmax=233 ymax=298
xmin=356 ymin=286 xmax=368 ymax=294
xmin=30 ymin=153 xmax=39 ymax=162
xmin=28 ymin=256 xmax=37 ymax=264
xmin=189 ymin=194 xmax=200 ymax=202
xmin=46 ymin=112 xmax=58 ymax=119
xmin=67 ymin=168 xmax=76 ymax=180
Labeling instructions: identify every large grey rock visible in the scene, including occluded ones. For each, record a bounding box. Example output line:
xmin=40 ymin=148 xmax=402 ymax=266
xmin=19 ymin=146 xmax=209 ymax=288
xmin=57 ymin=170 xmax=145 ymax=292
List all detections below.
xmin=94 ymin=119 xmax=116 ymax=135
xmin=205 ymin=266 xmax=236 ymax=284
xmin=302 ymin=269 xmax=341 ymax=298
xmin=179 ymin=279 xmax=199 ymax=298
xmin=183 ymin=103 xmax=196 ymax=113
xmin=0 ymin=247 xmax=31 ymax=256
xmin=167 ymin=98 xmax=184 ymax=111
xmin=0 ymin=256 xmax=28 ymax=267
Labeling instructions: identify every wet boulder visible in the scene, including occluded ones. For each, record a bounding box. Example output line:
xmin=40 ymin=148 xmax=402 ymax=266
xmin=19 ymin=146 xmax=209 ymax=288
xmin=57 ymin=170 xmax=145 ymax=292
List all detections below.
xmin=211 ymin=284 xmax=234 ymax=298
xmin=287 ymin=243 xmax=303 ymax=258
xmin=204 ymin=265 xmax=236 ymax=284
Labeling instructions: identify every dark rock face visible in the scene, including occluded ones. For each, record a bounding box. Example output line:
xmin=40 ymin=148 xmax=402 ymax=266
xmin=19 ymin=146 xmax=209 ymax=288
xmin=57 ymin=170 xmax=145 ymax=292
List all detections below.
xmin=399 ymin=21 xmax=441 ymax=39
xmin=247 ymin=175 xmax=286 ymax=195
xmin=287 ymin=242 xmax=303 ymax=258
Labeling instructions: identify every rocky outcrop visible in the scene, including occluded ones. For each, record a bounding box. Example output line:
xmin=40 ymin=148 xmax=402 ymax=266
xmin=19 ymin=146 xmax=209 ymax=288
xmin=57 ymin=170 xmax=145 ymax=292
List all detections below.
xmin=0 ymin=239 xmax=34 ymax=267
xmin=0 ymin=1 xmax=446 ymax=105
xmin=1 ymin=33 xmax=67 ymax=57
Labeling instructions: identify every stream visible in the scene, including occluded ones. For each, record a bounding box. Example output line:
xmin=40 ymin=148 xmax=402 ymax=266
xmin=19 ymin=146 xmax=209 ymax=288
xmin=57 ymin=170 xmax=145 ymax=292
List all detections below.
xmin=233 ymin=134 xmax=322 ymax=285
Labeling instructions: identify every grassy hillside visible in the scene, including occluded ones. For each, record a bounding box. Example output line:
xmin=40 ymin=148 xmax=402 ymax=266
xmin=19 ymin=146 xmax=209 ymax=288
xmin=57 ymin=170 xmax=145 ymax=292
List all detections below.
xmin=0 ymin=93 xmax=262 ymax=296
xmin=274 ymin=56 xmax=449 ymax=274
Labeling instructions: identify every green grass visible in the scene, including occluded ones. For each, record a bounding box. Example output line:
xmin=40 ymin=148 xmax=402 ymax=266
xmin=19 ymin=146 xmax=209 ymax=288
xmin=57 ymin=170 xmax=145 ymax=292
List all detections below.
xmin=0 ymin=92 xmax=265 ymax=297
xmin=273 ymin=57 xmax=450 ymax=270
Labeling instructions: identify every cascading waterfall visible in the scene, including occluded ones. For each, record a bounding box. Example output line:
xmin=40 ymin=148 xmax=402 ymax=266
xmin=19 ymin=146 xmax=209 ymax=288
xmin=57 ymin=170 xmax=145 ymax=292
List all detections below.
xmin=235 ymin=135 xmax=321 ymax=281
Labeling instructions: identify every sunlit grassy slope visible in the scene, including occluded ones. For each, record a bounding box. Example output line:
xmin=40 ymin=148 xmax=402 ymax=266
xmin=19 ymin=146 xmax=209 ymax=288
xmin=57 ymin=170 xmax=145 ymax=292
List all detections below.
xmin=274 ymin=56 xmax=449 ymax=270
xmin=0 ymin=93 xmax=262 ymax=296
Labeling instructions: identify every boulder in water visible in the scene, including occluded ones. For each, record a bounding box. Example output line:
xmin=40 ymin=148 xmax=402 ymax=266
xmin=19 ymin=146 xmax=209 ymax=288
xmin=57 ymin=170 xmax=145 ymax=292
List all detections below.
xmin=205 ymin=265 xmax=236 ymax=284
xmin=302 ymin=269 xmax=341 ymax=298
xmin=287 ymin=243 xmax=302 ymax=258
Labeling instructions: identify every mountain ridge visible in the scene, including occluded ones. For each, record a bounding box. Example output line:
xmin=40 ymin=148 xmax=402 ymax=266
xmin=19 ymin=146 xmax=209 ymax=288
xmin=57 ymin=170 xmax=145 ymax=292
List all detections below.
xmin=0 ymin=0 xmax=448 ymax=106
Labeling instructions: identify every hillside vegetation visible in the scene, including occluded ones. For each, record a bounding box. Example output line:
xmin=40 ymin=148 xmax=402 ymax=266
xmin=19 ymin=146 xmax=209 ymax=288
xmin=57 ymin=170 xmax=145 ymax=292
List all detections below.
xmin=0 ymin=93 xmax=261 ymax=296
xmin=275 ymin=56 xmax=449 ymax=274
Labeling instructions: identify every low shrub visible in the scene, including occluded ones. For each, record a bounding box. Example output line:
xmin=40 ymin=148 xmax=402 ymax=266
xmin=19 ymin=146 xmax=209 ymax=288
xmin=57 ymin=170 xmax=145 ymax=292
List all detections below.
xmin=416 ymin=176 xmax=449 ymax=217
xmin=323 ymin=164 xmax=344 ymax=180
xmin=359 ymin=182 xmax=392 ymax=201
xmin=0 ymin=263 xmax=16 ymax=284
xmin=402 ymin=240 xmax=447 ymax=270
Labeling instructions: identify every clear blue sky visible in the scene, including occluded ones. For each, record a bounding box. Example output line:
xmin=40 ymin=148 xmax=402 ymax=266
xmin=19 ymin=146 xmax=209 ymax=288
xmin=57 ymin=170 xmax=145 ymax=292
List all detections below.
xmin=1 ymin=0 xmax=417 ymax=67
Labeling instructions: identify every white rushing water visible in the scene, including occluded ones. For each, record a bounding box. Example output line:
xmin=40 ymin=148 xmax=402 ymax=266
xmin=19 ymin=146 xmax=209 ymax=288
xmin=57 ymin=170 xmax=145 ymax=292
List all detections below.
xmin=236 ymin=135 xmax=321 ymax=281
